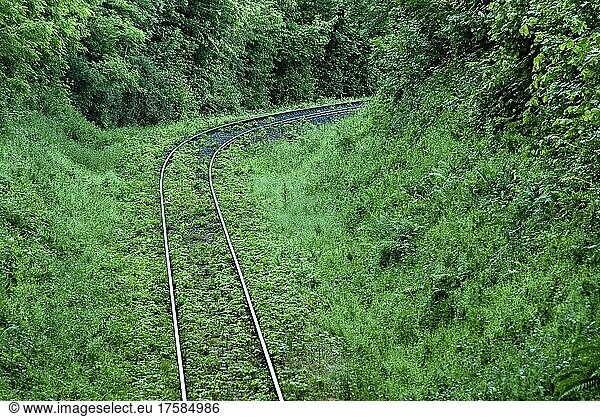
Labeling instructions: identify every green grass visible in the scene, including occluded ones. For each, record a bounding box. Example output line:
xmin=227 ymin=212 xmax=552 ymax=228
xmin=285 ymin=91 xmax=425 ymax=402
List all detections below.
xmin=0 ymin=102 xmax=235 ymax=399
xmin=1 ymin=99 xmax=362 ymax=400
xmin=214 ymin=87 xmax=600 ymax=399
xmin=1 ymin=89 xmax=598 ymax=400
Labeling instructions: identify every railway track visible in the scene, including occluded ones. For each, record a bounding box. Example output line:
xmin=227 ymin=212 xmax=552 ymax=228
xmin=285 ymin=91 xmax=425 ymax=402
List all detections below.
xmin=160 ymin=101 xmax=364 ymax=401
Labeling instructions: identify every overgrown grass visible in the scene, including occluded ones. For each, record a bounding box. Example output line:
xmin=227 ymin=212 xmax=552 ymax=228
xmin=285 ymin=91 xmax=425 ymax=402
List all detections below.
xmin=216 ymin=84 xmax=600 ymax=399
xmin=0 ymin=101 xmax=229 ymax=399
xmin=1 ymin=98 xmax=363 ymax=400
xmin=1 ymin=87 xmax=597 ymax=400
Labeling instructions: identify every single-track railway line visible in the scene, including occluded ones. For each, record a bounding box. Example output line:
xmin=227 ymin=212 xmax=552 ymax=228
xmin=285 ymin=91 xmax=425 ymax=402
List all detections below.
xmin=160 ymin=101 xmax=364 ymax=401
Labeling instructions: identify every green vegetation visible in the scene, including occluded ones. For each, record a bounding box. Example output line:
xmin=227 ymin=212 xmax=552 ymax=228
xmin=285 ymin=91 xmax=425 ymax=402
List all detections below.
xmin=161 ymin=135 xmax=277 ymax=400
xmin=1 ymin=0 xmax=373 ymax=126
xmin=1 ymin=0 xmax=598 ymax=401
xmin=0 ymin=97 xmax=207 ymax=398
xmin=217 ymin=76 xmax=599 ymax=399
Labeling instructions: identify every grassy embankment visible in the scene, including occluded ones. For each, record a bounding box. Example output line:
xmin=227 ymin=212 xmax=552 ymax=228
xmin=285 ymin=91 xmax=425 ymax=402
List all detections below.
xmin=0 ymin=101 xmax=235 ymax=399
xmin=215 ymin=80 xmax=600 ymax=400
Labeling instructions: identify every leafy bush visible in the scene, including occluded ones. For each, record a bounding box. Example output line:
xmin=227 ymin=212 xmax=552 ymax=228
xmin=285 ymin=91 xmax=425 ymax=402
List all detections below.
xmin=0 ymin=0 xmax=91 ymax=106
xmin=2 ymin=0 xmax=375 ymax=126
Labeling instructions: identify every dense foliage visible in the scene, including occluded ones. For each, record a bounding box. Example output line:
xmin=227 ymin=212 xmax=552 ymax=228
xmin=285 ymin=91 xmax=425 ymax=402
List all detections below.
xmin=365 ymin=0 xmax=599 ymax=397
xmin=0 ymin=0 xmax=373 ymax=126
xmin=1 ymin=0 xmax=597 ymax=135
xmin=370 ymin=0 xmax=599 ymax=197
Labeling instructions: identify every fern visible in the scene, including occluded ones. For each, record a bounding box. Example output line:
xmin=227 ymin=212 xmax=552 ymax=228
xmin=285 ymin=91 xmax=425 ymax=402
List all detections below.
xmin=555 ymin=346 xmax=600 ymax=400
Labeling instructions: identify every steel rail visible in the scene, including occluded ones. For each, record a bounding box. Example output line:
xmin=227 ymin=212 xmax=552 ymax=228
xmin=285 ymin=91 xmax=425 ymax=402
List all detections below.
xmin=160 ymin=101 xmax=363 ymax=402
xmin=208 ymin=106 xmax=360 ymax=401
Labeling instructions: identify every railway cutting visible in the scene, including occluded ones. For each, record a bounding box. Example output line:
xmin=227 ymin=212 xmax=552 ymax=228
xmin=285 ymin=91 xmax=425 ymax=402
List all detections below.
xmin=160 ymin=101 xmax=364 ymax=401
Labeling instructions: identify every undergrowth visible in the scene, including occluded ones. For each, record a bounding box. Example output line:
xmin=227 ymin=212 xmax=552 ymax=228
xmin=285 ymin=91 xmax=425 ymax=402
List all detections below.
xmin=1 ymin=82 xmax=597 ymax=399
xmin=0 ymin=99 xmax=226 ymax=399
xmin=218 ymin=79 xmax=600 ymax=399
xmin=0 ymin=97 xmax=360 ymax=400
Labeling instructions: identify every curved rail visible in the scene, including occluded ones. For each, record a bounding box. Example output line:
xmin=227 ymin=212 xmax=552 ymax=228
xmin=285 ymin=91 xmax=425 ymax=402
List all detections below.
xmin=160 ymin=101 xmax=363 ymax=401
